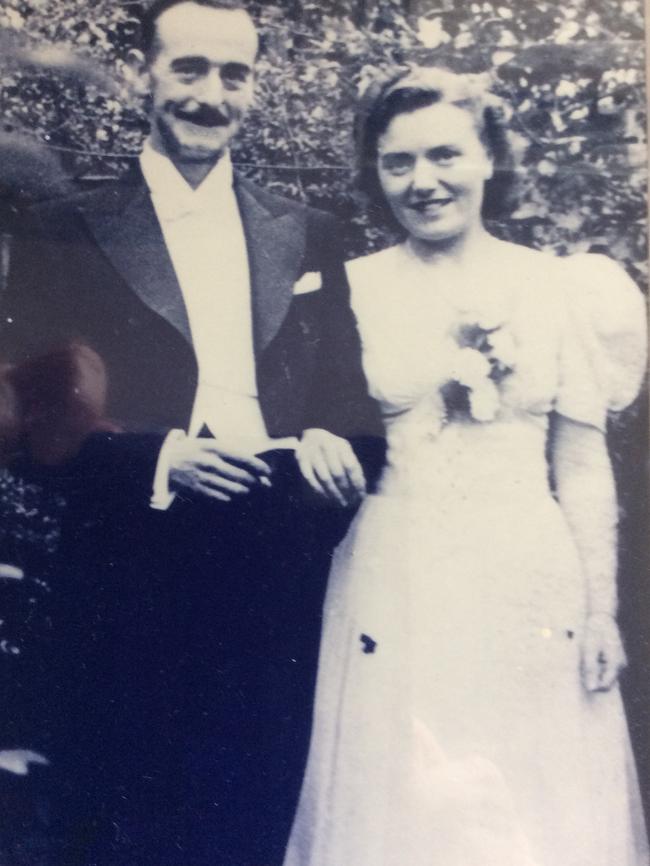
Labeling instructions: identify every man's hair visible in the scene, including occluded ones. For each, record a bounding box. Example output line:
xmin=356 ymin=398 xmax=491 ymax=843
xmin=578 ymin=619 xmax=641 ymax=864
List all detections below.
xmin=139 ymin=0 xmax=252 ymax=57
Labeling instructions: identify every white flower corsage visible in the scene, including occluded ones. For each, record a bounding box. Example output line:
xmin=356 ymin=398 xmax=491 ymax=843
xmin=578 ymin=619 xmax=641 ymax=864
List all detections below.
xmin=440 ymin=322 xmax=515 ymax=424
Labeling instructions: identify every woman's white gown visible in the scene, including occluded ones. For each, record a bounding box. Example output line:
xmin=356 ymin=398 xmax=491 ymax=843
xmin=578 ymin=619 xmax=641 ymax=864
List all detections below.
xmin=285 ymin=241 xmax=649 ymax=866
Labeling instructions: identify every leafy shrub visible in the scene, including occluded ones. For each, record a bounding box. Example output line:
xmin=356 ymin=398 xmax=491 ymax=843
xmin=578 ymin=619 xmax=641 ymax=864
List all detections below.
xmin=0 ymin=0 xmax=645 ymax=280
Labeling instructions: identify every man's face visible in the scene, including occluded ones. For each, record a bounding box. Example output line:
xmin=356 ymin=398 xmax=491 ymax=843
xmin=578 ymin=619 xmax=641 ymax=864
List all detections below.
xmin=144 ymin=3 xmax=258 ymax=166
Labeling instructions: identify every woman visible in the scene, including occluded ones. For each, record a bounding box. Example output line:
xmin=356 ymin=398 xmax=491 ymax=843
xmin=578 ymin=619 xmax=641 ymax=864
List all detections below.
xmin=289 ymin=67 xmax=648 ymax=866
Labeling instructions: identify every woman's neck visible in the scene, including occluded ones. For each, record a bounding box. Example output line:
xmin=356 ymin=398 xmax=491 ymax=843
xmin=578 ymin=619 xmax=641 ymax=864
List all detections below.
xmin=406 ymin=223 xmax=493 ymax=266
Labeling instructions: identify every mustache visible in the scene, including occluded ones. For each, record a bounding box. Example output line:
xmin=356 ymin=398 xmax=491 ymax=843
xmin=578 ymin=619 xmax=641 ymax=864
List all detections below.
xmin=170 ymin=104 xmax=231 ymax=128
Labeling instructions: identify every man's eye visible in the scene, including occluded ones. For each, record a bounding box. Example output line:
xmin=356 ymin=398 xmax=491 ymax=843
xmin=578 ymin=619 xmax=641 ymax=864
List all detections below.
xmin=221 ymin=63 xmax=251 ymax=87
xmin=379 ymin=154 xmax=414 ymax=175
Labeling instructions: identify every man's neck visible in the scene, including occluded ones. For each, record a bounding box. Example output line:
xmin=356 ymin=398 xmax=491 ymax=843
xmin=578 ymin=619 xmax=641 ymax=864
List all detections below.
xmin=171 ymin=158 xmax=220 ymax=190
xmin=147 ymin=136 xmax=225 ymax=190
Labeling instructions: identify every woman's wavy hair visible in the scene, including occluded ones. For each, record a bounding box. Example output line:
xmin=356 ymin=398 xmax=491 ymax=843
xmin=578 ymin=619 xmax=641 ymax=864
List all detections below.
xmin=355 ymin=66 xmax=516 ymax=226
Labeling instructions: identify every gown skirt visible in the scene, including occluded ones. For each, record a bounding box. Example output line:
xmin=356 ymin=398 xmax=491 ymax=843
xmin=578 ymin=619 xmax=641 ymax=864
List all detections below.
xmin=285 ymin=420 xmax=648 ymax=866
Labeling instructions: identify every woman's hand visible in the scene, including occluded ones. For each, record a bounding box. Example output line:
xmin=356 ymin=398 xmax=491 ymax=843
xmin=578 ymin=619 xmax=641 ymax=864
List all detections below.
xmin=296 ymin=428 xmax=366 ymax=507
xmin=552 ymin=418 xmax=625 ymax=694
xmin=581 ymin=613 xmax=627 ymax=693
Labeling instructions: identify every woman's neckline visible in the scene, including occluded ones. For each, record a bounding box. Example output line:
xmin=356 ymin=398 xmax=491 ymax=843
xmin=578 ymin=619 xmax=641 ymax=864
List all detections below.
xmin=402 ymin=226 xmax=501 ymax=267
xmin=391 ymin=231 xmax=521 ymax=319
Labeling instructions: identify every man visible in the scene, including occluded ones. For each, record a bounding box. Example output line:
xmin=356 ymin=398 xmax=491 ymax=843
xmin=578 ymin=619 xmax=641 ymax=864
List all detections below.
xmin=2 ymin=2 xmax=382 ymax=863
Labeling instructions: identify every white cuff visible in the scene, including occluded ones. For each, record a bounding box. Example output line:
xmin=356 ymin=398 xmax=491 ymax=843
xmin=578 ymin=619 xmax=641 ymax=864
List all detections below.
xmin=150 ymin=429 xmax=186 ymax=511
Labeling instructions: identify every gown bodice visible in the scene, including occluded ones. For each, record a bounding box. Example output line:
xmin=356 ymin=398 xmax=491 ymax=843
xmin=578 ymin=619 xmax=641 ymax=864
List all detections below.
xmin=346 ymin=239 xmax=646 ymax=501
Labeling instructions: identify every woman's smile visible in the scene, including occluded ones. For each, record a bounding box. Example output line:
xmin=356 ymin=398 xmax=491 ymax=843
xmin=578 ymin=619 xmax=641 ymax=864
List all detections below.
xmin=408 ymin=196 xmax=454 ymax=215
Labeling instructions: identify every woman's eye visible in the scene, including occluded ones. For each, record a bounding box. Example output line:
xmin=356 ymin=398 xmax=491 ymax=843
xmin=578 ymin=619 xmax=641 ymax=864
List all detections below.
xmin=380 ymin=154 xmax=414 ymax=175
xmin=430 ymin=147 xmax=460 ymax=164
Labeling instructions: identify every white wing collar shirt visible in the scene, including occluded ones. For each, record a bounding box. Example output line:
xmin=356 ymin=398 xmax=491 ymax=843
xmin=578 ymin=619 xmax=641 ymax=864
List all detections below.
xmin=139 ymin=143 xmax=296 ymax=507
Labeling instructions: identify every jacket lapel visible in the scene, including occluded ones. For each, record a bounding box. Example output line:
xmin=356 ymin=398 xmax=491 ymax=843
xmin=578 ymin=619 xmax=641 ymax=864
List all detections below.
xmin=78 ymin=179 xmax=193 ymax=346
xmin=236 ymin=179 xmax=306 ymax=357
xmin=78 ymin=172 xmax=306 ymax=357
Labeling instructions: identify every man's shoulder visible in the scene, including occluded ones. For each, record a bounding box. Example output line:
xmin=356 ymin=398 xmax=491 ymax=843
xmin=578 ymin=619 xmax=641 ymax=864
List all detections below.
xmin=235 ymin=174 xmax=337 ymax=230
xmin=28 ymin=170 xmax=143 ymax=228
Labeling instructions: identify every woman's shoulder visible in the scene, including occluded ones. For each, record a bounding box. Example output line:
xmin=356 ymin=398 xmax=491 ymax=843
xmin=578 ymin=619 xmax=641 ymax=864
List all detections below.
xmin=345 ymin=244 xmax=403 ymax=289
xmin=554 ymin=251 xmax=646 ymax=420
xmin=472 ymin=238 xmax=556 ymax=298
xmin=500 ymin=242 xmax=640 ymax=288
xmin=484 ymin=236 xmax=553 ymax=274
xmin=488 ymin=241 xmax=642 ymax=310
xmin=504 ymin=243 xmax=645 ymax=351
xmin=487 ymin=243 xmax=645 ymax=426
xmin=557 ymin=249 xmax=640 ymax=289
xmin=554 ymin=251 xmax=645 ymax=331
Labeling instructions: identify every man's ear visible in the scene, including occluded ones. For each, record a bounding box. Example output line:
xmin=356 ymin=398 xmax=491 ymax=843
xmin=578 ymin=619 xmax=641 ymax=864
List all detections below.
xmin=249 ymin=71 xmax=258 ymax=107
xmin=121 ymin=48 xmax=151 ymax=98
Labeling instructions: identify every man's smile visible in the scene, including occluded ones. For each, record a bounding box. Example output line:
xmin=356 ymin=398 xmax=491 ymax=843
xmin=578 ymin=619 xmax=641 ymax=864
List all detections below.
xmin=171 ymin=106 xmax=231 ymax=128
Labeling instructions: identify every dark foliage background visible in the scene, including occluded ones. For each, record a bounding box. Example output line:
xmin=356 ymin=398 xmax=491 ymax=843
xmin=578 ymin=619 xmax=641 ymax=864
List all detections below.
xmin=0 ymin=0 xmax=647 ymax=853
xmin=0 ymin=0 xmax=646 ymax=274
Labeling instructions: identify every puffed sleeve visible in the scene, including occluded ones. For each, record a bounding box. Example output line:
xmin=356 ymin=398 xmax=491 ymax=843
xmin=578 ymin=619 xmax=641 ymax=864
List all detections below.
xmin=554 ymin=253 xmax=647 ymax=430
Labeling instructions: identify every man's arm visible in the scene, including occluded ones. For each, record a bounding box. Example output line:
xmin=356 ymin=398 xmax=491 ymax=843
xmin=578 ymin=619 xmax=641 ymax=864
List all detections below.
xmin=0 ymin=208 xmax=164 ymax=509
xmin=298 ymin=210 xmax=386 ymax=504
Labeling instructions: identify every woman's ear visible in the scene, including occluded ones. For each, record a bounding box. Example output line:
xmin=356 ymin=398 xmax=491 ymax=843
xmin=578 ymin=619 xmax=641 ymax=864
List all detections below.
xmin=480 ymin=146 xmax=495 ymax=181
xmin=121 ymin=48 xmax=151 ymax=99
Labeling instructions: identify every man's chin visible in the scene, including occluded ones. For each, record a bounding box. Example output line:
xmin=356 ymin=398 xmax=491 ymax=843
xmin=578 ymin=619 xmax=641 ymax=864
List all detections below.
xmin=175 ymin=144 xmax=226 ymax=164
xmin=175 ymin=132 xmax=229 ymax=157
xmin=159 ymin=122 xmax=234 ymax=165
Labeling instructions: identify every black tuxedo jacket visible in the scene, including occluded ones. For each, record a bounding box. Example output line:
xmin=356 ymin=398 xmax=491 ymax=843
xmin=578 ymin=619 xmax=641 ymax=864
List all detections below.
xmin=1 ymin=168 xmax=385 ymax=864
xmin=2 ymin=166 xmax=382 ymax=498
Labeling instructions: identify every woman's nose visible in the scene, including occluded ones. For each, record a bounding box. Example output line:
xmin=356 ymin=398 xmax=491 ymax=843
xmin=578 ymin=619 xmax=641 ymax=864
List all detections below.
xmin=411 ymin=157 xmax=439 ymax=194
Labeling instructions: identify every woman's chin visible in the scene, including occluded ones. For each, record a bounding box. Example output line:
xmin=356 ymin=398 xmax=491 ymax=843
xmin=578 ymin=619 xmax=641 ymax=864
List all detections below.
xmin=408 ymin=223 xmax=463 ymax=247
xmin=400 ymin=210 xmax=460 ymax=242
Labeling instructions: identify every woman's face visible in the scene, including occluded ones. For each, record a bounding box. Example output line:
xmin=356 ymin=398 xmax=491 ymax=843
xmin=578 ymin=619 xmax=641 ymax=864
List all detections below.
xmin=377 ymin=101 xmax=493 ymax=245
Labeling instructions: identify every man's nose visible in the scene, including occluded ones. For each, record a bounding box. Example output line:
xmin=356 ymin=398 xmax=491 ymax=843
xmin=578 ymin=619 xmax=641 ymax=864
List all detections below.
xmin=197 ymin=68 xmax=225 ymax=105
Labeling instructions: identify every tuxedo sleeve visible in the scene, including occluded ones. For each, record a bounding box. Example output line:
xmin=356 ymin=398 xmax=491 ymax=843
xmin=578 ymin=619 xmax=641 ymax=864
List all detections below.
xmin=0 ymin=209 xmax=171 ymax=508
xmin=301 ymin=212 xmax=386 ymax=487
xmin=69 ymin=430 xmax=168 ymax=512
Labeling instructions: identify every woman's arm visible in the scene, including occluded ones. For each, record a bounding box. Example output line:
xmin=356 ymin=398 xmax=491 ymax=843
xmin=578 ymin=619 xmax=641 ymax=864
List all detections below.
xmin=551 ymin=414 xmax=627 ymax=693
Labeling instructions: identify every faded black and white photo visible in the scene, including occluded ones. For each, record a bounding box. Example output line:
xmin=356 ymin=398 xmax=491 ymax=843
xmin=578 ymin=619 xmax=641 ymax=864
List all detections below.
xmin=0 ymin=1 xmax=647 ymax=865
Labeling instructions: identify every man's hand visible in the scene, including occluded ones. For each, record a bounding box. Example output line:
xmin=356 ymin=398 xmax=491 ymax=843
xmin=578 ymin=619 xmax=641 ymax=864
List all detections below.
xmin=296 ymin=428 xmax=366 ymax=507
xmin=0 ymin=750 xmax=49 ymax=776
xmin=581 ymin=613 xmax=627 ymax=693
xmin=167 ymin=437 xmax=271 ymax=502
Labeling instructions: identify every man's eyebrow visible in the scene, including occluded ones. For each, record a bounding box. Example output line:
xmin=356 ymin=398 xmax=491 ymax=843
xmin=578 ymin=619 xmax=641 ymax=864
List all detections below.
xmin=170 ymin=56 xmax=209 ymax=69
xmin=221 ymin=61 xmax=252 ymax=75
xmin=169 ymin=57 xmax=252 ymax=77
